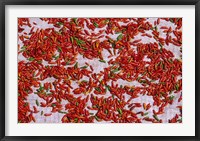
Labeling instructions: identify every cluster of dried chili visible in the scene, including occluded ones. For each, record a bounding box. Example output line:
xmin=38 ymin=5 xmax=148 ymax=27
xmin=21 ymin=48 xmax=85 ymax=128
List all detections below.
xmin=18 ymin=18 xmax=182 ymax=123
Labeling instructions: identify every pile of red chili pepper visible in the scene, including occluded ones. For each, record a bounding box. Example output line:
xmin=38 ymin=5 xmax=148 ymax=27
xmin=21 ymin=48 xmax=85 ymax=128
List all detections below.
xmin=18 ymin=18 xmax=182 ymax=123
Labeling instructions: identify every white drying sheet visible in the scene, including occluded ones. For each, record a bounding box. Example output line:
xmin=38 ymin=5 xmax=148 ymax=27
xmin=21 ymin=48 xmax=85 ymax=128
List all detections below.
xmin=18 ymin=17 xmax=182 ymax=123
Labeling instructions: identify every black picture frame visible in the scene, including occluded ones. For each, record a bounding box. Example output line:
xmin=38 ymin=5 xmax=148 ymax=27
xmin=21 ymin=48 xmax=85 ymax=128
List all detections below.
xmin=0 ymin=0 xmax=199 ymax=141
